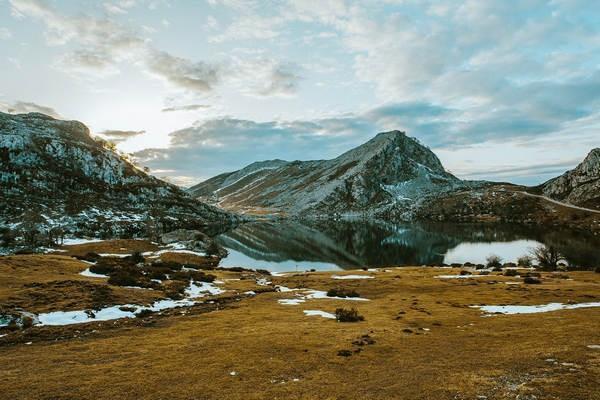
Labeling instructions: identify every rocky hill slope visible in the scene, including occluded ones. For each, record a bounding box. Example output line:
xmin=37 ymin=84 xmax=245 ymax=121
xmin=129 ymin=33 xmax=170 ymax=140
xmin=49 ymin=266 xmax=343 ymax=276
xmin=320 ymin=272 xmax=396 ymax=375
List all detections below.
xmin=189 ymin=131 xmax=469 ymax=216
xmin=0 ymin=112 xmax=235 ymax=237
xmin=540 ymin=148 xmax=600 ymax=210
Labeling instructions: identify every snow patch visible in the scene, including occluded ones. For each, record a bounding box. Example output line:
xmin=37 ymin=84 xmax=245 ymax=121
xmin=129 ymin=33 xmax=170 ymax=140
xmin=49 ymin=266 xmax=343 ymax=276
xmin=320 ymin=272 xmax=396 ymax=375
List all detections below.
xmin=473 ymin=302 xmax=600 ymax=315
xmin=79 ymin=268 xmax=108 ymax=278
xmin=331 ymin=274 xmax=373 ymax=280
xmin=303 ymin=310 xmax=336 ymax=319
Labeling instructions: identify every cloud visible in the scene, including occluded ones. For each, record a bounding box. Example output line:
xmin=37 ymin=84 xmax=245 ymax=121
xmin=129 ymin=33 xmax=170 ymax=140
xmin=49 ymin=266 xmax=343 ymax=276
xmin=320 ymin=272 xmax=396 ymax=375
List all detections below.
xmin=97 ymin=129 xmax=145 ymax=143
xmin=9 ymin=0 xmax=301 ymax=97
xmin=103 ymin=1 xmax=136 ymax=15
xmin=161 ymin=104 xmax=211 ymax=112
xmin=145 ymin=50 xmax=221 ymax=93
xmin=133 ymin=114 xmax=375 ymax=182
xmin=0 ymin=101 xmax=62 ymax=118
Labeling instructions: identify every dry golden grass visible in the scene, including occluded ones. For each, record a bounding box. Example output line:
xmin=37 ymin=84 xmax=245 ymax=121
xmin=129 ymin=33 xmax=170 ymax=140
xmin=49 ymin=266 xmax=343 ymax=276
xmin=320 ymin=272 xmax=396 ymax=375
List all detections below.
xmin=0 ymin=255 xmax=599 ymax=399
xmin=60 ymin=239 xmax=159 ymax=257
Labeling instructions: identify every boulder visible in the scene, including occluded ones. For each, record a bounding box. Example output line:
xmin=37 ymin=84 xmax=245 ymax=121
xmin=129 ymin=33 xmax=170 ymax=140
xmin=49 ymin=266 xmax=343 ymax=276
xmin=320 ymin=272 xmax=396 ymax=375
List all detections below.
xmin=161 ymin=229 xmax=228 ymax=257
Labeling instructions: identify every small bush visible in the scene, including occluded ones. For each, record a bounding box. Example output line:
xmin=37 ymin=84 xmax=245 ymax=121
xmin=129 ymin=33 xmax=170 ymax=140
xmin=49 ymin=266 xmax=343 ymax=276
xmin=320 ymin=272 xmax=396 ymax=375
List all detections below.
xmin=459 ymin=270 xmax=472 ymax=276
xmin=531 ymin=245 xmax=563 ymax=270
xmin=352 ymin=334 xmax=375 ymax=346
xmin=126 ymin=251 xmax=145 ymax=264
xmin=594 ymin=266 xmax=600 ymax=273
xmin=164 ymin=281 xmax=188 ymax=299
xmin=135 ymin=309 xmax=154 ymax=318
xmin=335 ymin=308 xmax=364 ymax=323
xmin=486 ymin=254 xmax=503 ymax=269
xmin=523 ymin=277 xmax=541 ymax=284
xmin=337 ymin=349 xmax=353 ymax=357
xmin=76 ymin=252 xmax=101 ymax=262
xmin=256 ymin=269 xmax=271 ymax=276
xmin=517 ymin=255 xmax=533 ymax=267
xmin=89 ymin=262 xmax=115 ymax=275
xmin=108 ymin=268 xmax=143 ymax=287
xmin=504 ymin=269 xmax=518 ymax=277
xmin=21 ymin=316 xmax=34 ymax=329
xmin=327 ymin=288 xmax=360 ymax=298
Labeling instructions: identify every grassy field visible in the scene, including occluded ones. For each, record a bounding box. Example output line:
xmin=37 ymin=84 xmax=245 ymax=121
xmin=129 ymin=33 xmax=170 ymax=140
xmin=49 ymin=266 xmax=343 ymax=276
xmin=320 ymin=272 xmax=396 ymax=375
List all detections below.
xmin=0 ymin=240 xmax=599 ymax=399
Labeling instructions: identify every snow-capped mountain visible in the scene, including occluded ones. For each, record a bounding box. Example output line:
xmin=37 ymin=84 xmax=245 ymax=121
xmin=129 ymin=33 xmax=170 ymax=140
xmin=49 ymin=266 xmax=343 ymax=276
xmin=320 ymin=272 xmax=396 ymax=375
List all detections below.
xmin=541 ymin=148 xmax=600 ymax=210
xmin=189 ymin=131 xmax=467 ymax=216
xmin=0 ymin=112 xmax=234 ymax=231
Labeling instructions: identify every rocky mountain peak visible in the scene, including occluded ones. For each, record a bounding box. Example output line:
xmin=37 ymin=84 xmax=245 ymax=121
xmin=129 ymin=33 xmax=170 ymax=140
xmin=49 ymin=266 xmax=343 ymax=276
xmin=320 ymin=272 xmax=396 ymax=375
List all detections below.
xmin=541 ymin=147 xmax=600 ymax=210
xmin=190 ymin=130 xmax=464 ymax=216
xmin=579 ymin=148 xmax=600 ymax=176
xmin=0 ymin=112 xmax=235 ymax=235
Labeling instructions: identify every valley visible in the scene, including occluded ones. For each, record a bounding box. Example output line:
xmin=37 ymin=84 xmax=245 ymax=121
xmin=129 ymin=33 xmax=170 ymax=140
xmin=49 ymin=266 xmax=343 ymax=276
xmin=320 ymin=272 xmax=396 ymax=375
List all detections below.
xmin=1 ymin=239 xmax=599 ymax=400
xmin=1 ymin=112 xmax=599 ymax=400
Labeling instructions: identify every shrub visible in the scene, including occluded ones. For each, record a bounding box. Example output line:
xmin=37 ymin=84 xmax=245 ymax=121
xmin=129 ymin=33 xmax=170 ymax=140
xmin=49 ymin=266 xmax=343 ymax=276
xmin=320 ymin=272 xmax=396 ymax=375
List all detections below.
xmin=327 ymin=288 xmax=360 ymax=298
xmin=595 ymin=266 xmax=600 ymax=273
xmin=135 ymin=309 xmax=154 ymax=318
xmin=21 ymin=316 xmax=34 ymax=329
xmin=504 ymin=269 xmax=518 ymax=277
xmin=89 ymin=263 xmax=115 ymax=275
xmin=107 ymin=269 xmax=143 ymax=287
xmin=486 ymin=254 xmax=503 ymax=269
xmin=531 ymin=245 xmax=563 ymax=270
xmin=523 ymin=277 xmax=541 ymax=284
xmin=459 ymin=270 xmax=472 ymax=276
xmin=126 ymin=252 xmax=145 ymax=264
xmin=76 ymin=252 xmax=101 ymax=263
xmin=163 ymin=281 xmax=188 ymax=299
xmin=337 ymin=350 xmax=353 ymax=357
xmin=517 ymin=255 xmax=533 ymax=267
xmin=352 ymin=334 xmax=375 ymax=346
xmin=335 ymin=308 xmax=364 ymax=323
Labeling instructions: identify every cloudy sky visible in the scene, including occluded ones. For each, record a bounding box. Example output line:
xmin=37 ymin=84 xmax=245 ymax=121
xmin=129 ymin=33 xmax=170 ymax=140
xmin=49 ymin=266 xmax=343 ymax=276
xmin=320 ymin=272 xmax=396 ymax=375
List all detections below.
xmin=1 ymin=0 xmax=599 ymax=186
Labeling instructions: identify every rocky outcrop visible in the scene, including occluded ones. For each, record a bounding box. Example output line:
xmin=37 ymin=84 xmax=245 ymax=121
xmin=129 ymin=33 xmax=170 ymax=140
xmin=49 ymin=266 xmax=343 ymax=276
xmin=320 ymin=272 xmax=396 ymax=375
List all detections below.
xmin=541 ymin=149 xmax=600 ymax=210
xmin=0 ymin=112 xmax=236 ymax=233
xmin=189 ymin=131 xmax=468 ymax=216
xmin=161 ymin=229 xmax=228 ymax=257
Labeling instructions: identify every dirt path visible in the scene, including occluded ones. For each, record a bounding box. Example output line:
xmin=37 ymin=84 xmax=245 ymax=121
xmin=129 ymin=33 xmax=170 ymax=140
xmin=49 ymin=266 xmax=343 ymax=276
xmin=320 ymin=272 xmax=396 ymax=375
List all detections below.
xmin=518 ymin=191 xmax=600 ymax=214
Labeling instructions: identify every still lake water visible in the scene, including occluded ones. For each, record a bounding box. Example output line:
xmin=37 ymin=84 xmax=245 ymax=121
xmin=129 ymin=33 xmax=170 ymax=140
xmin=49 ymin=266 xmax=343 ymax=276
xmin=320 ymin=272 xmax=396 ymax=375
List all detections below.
xmin=216 ymin=220 xmax=600 ymax=272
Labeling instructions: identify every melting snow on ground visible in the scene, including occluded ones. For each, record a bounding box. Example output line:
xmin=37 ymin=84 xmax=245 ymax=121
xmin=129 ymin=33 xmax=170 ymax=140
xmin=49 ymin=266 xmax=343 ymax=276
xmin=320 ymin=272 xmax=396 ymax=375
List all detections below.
xmin=331 ymin=275 xmax=374 ymax=280
xmin=278 ymin=289 xmax=369 ymax=305
xmin=473 ymin=302 xmax=600 ymax=315
xmin=303 ymin=310 xmax=336 ymax=319
xmin=1 ymin=280 xmax=225 ymax=327
xmin=62 ymin=238 xmax=107 ymax=246
xmin=79 ymin=268 xmax=108 ymax=278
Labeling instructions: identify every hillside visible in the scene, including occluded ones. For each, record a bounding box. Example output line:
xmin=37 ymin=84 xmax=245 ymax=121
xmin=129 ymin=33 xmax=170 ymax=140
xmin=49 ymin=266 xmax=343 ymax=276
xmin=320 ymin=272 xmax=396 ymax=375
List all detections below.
xmin=0 ymin=112 xmax=235 ymax=237
xmin=540 ymin=148 xmax=600 ymax=210
xmin=189 ymin=131 xmax=468 ymax=216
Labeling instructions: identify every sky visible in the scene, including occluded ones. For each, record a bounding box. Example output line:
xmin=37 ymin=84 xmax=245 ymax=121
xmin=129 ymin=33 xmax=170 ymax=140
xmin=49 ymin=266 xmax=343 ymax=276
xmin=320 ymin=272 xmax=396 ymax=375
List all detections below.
xmin=1 ymin=0 xmax=599 ymax=187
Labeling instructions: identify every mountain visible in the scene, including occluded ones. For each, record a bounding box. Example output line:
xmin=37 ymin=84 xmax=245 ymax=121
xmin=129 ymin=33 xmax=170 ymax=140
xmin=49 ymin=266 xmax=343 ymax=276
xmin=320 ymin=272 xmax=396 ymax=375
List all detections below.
xmin=540 ymin=148 xmax=600 ymax=210
xmin=0 ymin=112 xmax=235 ymax=235
xmin=189 ymin=131 xmax=467 ymax=216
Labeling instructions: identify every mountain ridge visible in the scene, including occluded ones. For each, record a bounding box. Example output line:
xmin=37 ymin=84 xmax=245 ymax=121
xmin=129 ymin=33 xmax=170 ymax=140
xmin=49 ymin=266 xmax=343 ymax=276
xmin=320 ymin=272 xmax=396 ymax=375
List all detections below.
xmin=0 ymin=111 xmax=236 ymax=237
xmin=189 ymin=130 xmax=469 ymax=216
xmin=540 ymin=148 xmax=600 ymax=210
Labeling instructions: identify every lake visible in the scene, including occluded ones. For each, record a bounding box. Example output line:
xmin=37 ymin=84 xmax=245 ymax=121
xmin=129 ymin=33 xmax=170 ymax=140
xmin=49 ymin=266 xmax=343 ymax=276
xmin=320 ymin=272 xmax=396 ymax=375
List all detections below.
xmin=216 ymin=219 xmax=600 ymax=272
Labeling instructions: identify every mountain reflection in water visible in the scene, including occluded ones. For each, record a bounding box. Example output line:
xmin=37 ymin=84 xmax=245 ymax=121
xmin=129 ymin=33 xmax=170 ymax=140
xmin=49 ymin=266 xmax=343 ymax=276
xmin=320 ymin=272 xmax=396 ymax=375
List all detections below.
xmin=216 ymin=220 xmax=600 ymax=271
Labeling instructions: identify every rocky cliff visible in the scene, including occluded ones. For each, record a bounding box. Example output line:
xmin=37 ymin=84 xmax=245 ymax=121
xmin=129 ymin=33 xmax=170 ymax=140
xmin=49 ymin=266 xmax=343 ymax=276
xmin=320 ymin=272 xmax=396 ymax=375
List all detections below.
xmin=189 ymin=131 xmax=467 ymax=216
xmin=0 ymin=112 xmax=235 ymax=235
xmin=541 ymin=148 xmax=600 ymax=210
